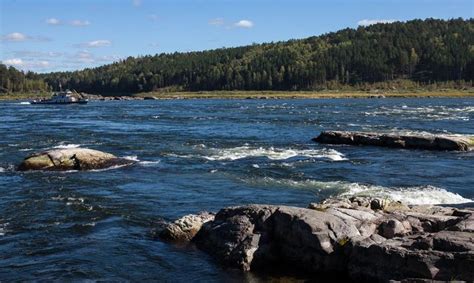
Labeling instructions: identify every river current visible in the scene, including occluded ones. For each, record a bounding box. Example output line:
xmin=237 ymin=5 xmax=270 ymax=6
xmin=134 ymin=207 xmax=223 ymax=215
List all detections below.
xmin=0 ymin=98 xmax=473 ymax=281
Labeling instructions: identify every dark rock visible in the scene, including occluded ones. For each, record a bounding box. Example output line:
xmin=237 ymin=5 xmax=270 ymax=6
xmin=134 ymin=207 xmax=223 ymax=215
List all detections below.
xmin=143 ymin=96 xmax=158 ymax=100
xmin=313 ymin=131 xmax=474 ymax=151
xmin=165 ymin=197 xmax=474 ymax=282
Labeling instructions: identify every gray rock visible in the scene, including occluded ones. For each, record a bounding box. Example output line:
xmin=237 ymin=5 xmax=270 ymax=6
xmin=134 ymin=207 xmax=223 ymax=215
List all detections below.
xmin=313 ymin=131 xmax=474 ymax=151
xmin=160 ymin=212 xmax=215 ymax=242
xmin=17 ymin=148 xmax=134 ymax=171
xmin=194 ymin=205 xmax=277 ymax=271
xmin=379 ymin=219 xmax=412 ymax=238
xmin=165 ymin=198 xmax=474 ymax=281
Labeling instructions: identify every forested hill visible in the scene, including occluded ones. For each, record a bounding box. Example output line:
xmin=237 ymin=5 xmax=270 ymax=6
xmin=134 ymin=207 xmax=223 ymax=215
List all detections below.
xmin=0 ymin=64 xmax=50 ymax=93
xmin=39 ymin=18 xmax=474 ymax=93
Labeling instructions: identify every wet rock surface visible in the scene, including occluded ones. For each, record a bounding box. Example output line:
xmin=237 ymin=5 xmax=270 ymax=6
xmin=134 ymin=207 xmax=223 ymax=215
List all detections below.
xmin=162 ymin=197 xmax=474 ymax=282
xmin=313 ymin=130 xmax=474 ymax=151
xmin=17 ymin=148 xmax=134 ymax=171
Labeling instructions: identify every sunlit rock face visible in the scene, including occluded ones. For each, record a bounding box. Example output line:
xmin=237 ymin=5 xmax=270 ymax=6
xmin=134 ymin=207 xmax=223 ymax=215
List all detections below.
xmin=18 ymin=148 xmax=134 ymax=171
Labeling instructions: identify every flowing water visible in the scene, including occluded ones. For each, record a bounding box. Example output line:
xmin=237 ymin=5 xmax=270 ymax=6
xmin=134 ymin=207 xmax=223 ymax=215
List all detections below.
xmin=0 ymin=98 xmax=473 ymax=281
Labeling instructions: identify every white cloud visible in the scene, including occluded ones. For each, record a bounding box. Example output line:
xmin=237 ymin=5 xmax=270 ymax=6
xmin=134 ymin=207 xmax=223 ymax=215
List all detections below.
xmin=132 ymin=0 xmax=142 ymax=7
xmin=96 ymin=55 xmax=121 ymax=62
xmin=88 ymin=40 xmax=111 ymax=47
xmin=2 ymin=58 xmax=50 ymax=70
xmin=209 ymin=18 xmax=224 ymax=26
xmin=37 ymin=61 xmax=50 ymax=67
xmin=75 ymin=40 xmax=111 ymax=48
xmin=3 ymin=58 xmax=24 ymax=66
xmin=76 ymin=51 xmax=94 ymax=62
xmin=46 ymin=18 xmax=61 ymax=25
xmin=64 ymin=51 xmax=120 ymax=65
xmin=357 ymin=19 xmax=397 ymax=26
xmin=12 ymin=51 xmax=63 ymax=58
xmin=234 ymin=20 xmax=254 ymax=28
xmin=2 ymin=32 xmax=28 ymax=42
xmin=149 ymin=14 xmax=159 ymax=22
xmin=149 ymin=43 xmax=159 ymax=47
xmin=70 ymin=20 xmax=90 ymax=26
xmin=2 ymin=32 xmax=50 ymax=42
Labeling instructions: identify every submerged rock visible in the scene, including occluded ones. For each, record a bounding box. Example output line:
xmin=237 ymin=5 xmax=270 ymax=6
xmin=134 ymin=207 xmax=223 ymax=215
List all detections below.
xmin=162 ymin=198 xmax=474 ymax=282
xmin=313 ymin=131 xmax=474 ymax=151
xmin=17 ymin=148 xmax=134 ymax=171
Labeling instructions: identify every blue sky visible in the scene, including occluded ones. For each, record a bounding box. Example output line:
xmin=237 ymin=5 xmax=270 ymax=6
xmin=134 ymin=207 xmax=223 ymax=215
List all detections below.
xmin=1 ymin=0 xmax=472 ymax=73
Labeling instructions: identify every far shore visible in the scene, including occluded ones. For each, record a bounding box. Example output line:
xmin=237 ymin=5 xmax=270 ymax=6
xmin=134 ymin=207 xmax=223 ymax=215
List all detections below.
xmin=1 ymin=89 xmax=473 ymax=101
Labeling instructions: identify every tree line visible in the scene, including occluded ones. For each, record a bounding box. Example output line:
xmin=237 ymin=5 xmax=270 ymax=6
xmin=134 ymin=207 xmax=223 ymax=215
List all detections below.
xmin=3 ymin=18 xmax=473 ymax=94
xmin=0 ymin=64 xmax=50 ymax=93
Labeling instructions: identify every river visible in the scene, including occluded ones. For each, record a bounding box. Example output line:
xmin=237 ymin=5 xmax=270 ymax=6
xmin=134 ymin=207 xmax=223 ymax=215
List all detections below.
xmin=0 ymin=98 xmax=473 ymax=281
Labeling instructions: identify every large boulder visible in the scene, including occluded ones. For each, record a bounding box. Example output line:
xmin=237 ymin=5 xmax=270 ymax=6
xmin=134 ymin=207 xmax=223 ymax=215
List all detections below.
xmin=162 ymin=198 xmax=474 ymax=281
xmin=313 ymin=131 xmax=474 ymax=151
xmin=17 ymin=148 xmax=134 ymax=171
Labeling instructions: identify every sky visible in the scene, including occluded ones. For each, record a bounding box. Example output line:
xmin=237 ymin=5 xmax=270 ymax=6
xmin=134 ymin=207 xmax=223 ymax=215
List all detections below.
xmin=0 ymin=0 xmax=472 ymax=73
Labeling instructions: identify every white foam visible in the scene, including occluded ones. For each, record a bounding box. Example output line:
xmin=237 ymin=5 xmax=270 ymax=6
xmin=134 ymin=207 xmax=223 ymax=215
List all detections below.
xmin=139 ymin=160 xmax=160 ymax=166
xmin=340 ymin=183 xmax=471 ymax=205
xmin=18 ymin=101 xmax=31 ymax=105
xmin=250 ymin=177 xmax=472 ymax=205
xmin=89 ymin=164 xmax=131 ymax=172
xmin=0 ymin=167 xmax=5 ymax=173
xmin=0 ymin=223 xmax=8 ymax=236
xmin=202 ymin=146 xmax=347 ymax=161
xmin=52 ymin=144 xmax=82 ymax=149
xmin=122 ymin=156 xmax=160 ymax=166
xmin=365 ymin=105 xmax=474 ymax=121
xmin=123 ymin=155 xmax=140 ymax=162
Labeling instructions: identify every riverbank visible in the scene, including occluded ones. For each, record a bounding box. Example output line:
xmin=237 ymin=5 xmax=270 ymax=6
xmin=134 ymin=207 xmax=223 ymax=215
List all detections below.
xmin=135 ymin=90 xmax=474 ymax=99
xmin=1 ymin=89 xmax=473 ymax=101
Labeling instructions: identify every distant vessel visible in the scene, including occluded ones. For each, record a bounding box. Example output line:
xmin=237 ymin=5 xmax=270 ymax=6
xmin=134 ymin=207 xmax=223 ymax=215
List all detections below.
xmin=31 ymin=90 xmax=88 ymax=105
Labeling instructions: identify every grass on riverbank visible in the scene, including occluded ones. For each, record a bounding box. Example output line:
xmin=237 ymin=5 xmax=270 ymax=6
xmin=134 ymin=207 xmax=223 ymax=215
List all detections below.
xmin=134 ymin=89 xmax=474 ymax=99
xmin=0 ymin=92 xmax=51 ymax=101
xmin=2 ymin=89 xmax=473 ymax=101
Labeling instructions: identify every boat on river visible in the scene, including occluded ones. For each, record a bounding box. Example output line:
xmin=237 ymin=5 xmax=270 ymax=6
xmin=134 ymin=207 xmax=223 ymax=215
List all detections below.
xmin=31 ymin=90 xmax=88 ymax=105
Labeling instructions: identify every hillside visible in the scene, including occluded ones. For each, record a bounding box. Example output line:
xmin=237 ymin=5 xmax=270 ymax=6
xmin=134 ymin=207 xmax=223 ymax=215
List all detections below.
xmin=3 ymin=18 xmax=474 ymax=95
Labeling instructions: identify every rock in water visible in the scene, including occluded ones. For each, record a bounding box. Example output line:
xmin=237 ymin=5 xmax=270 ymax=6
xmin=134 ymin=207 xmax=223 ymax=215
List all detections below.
xmin=162 ymin=198 xmax=474 ymax=281
xmin=160 ymin=212 xmax=215 ymax=242
xmin=17 ymin=148 xmax=134 ymax=171
xmin=313 ymin=131 xmax=474 ymax=151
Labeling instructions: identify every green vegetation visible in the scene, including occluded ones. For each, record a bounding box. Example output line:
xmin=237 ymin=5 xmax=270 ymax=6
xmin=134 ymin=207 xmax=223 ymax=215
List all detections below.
xmin=41 ymin=18 xmax=473 ymax=94
xmin=0 ymin=92 xmax=51 ymax=101
xmin=0 ymin=64 xmax=50 ymax=94
xmin=2 ymin=18 xmax=473 ymax=98
xmin=152 ymin=90 xmax=472 ymax=99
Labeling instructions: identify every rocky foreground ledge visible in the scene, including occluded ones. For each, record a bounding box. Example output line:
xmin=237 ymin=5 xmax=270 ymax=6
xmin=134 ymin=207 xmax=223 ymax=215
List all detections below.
xmin=160 ymin=198 xmax=473 ymax=282
xmin=313 ymin=131 xmax=474 ymax=151
xmin=17 ymin=148 xmax=134 ymax=171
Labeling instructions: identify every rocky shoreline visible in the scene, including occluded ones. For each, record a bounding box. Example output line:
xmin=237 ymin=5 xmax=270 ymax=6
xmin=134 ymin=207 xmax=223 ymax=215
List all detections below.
xmin=160 ymin=197 xmax=474 ymax=282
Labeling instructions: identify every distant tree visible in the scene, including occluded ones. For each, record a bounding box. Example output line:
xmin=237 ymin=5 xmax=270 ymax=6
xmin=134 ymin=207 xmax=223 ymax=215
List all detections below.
xmin=31 ymin=18 xmax=474 ymax=93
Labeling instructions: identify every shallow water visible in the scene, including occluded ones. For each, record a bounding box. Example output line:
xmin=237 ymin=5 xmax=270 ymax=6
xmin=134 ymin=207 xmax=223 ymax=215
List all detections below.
xmin=0 ymin=98 xmax=473 ymax=281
